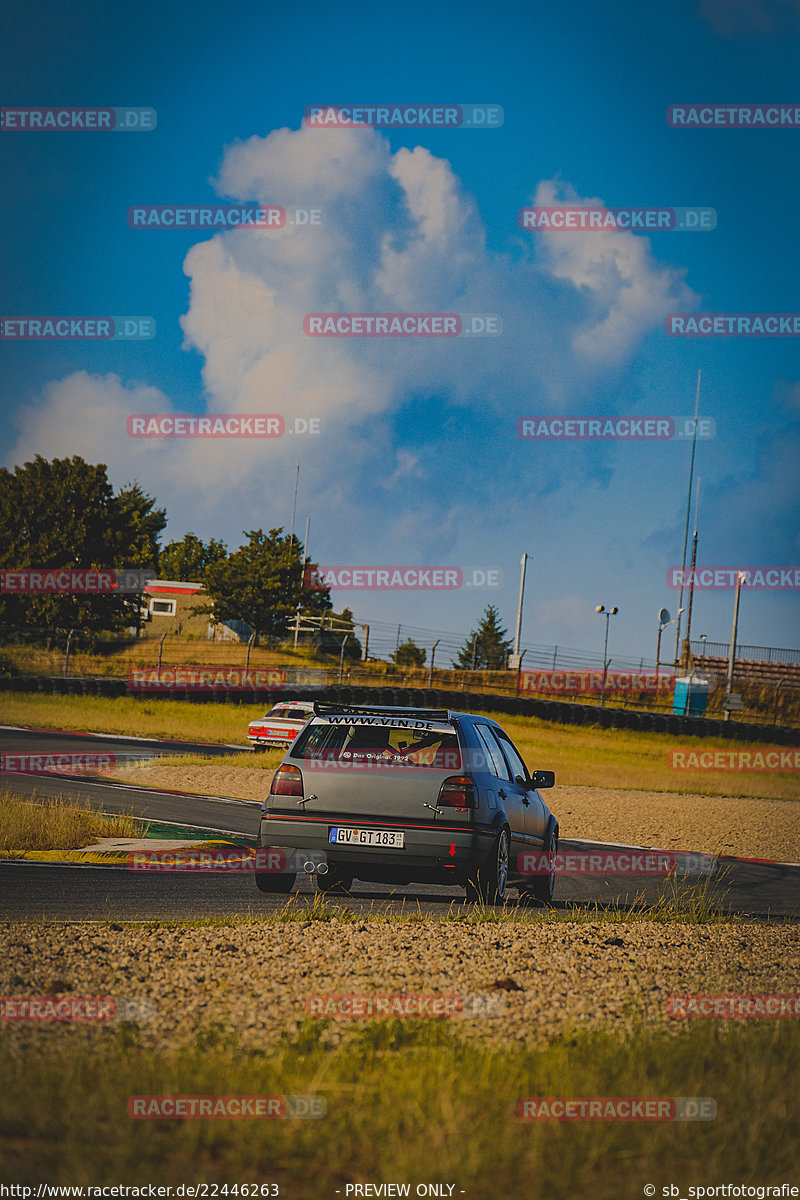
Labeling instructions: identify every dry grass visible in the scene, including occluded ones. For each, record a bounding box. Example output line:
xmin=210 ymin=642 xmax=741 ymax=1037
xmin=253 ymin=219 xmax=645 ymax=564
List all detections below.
xmin=1 ymin=638 xmax=329 ymax=678
xmin=1 ymin=1021 xmax=798 ymax=1192
xmin=0 ymin=788 xmax=145 ymax=853
xmin=482 ymin=710 xmax=800 ymax=800
xmin=0 ymin=692 xmax=266 ymax=743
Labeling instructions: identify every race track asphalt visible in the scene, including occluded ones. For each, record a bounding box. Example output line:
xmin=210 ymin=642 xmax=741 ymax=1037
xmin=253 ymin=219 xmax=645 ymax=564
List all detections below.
xmin=1 ymin=726 xmax=798 ymax=921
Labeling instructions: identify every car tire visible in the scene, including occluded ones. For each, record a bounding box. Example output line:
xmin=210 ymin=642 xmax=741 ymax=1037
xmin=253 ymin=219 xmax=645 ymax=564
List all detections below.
xmin=524 ymin=825 xmax=558 ymax=905
xmin=465 ymin=826 xmax=510 ymax=905
xmin=254 ymin=870 xmax=296 ymax=893
xmin=315 ymin=871 xmax=354 ymax=894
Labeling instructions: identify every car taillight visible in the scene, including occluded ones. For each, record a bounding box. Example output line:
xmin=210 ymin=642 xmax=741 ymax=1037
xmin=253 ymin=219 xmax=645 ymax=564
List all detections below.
xmin=270 ymin=764 xmax=304 ymax=797
xmin=437 ymin=775 xmax=477 ymax=810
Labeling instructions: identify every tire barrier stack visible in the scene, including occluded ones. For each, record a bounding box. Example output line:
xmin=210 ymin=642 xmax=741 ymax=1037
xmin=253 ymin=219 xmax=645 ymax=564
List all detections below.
xmin=0 ymin=674 xmax=798 ymax=746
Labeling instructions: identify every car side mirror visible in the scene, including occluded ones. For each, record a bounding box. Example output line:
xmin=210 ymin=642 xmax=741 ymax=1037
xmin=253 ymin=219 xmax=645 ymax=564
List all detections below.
xmin=530 ymin=769 xmax=555 ymax=789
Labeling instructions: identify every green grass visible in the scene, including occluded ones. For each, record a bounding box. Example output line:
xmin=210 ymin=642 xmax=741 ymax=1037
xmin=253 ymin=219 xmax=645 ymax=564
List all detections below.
xmin=1 ymin=1021 xmax=798 ymax=1194
xmin=0 ymin=788 xmax=147 ymax=853
xmin=2 ymin=691 xmax=796 ymax=798
xmin=0 ymin=691 xmax=264 ymax=744
xmin=479 ymin=709 xmax=799 ymax=799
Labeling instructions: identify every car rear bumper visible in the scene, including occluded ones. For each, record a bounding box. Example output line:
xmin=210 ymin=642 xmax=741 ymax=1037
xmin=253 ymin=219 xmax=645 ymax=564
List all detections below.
xmin=258 ymin=813 xmax=498 ymax=876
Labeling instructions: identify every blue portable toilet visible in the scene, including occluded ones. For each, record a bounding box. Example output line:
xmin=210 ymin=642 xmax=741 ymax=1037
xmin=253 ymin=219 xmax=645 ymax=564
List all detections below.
xmin=672 ymin=675 xmax=710 ymax=716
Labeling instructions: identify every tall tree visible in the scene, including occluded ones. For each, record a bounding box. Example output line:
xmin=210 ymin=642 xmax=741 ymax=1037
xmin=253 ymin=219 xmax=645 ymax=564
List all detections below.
xmin=0 ymin=455 xmax=165 ymax=643
xmin=113 ymin=483 xmax=167 ymax=567
xmin=202 ymin=528 xmax=331 ymax=640
xmin=392 ymin=638 xmax=426 ymax=668
xmin=158 ymin=532 xmax=228 ymax=582
xmin=454 ymin=605 xmax=513 ymax=670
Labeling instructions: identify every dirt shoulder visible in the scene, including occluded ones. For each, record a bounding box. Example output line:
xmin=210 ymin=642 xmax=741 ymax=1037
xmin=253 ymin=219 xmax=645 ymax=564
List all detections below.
xmin=2 ymin=920 xmax=798 ymax=1051
xmin=113 ymin=761 xmax=800 ymax=862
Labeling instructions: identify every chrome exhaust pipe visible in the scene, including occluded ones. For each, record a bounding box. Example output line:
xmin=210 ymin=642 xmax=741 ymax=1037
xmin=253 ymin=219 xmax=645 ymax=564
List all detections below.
xmin=303 ymin=859 xmax=329 ymax=874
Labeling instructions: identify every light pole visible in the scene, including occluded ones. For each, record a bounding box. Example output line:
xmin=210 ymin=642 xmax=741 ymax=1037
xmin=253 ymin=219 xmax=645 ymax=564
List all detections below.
xmin=514 ymin=553 xmax=529 ymax=656
xmin=724 ymin=571 xmax=747 ymax=722
xmin=595 ymin=605 xmax=618 ymax=708
xmin=674 ymin=369 xmax=702 ymax=665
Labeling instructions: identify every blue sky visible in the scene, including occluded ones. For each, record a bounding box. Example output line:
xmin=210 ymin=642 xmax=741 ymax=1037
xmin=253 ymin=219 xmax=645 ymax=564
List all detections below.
xmin=2 ymin=0 xmax=798 ymax=666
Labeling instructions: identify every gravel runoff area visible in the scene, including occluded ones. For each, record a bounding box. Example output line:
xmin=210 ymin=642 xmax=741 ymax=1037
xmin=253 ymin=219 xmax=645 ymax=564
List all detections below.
xmin=114 ymin=762 xmax=800 ymax=863
xmin=2 ymin=922 xmax=799 ymax=1051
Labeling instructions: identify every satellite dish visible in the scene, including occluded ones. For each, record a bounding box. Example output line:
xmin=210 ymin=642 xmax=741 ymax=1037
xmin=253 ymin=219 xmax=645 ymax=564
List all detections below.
xmin=659 ymin=608 xmax=671 ymax=624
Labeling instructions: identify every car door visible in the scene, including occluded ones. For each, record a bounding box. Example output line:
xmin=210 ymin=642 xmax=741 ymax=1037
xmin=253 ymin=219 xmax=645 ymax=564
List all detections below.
xmin=490 ymin=727 xmax=547 ymax=849
xmin=472 ymin=724 xmax=528 ymax=863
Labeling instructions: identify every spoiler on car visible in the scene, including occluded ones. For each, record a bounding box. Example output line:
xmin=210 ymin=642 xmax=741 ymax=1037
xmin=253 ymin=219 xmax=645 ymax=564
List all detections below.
xmin=312 ymin=702 xmax=452 ymax=721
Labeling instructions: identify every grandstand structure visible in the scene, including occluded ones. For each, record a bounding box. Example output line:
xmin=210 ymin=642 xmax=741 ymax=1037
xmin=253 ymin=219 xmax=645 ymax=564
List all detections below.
xmin=690 ymin=641 xmax=800 ymax=688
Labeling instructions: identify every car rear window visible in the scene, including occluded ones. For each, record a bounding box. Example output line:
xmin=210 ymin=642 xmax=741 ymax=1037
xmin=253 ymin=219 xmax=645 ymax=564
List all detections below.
xmin=290 ymin=719 xmax=460 ymax=768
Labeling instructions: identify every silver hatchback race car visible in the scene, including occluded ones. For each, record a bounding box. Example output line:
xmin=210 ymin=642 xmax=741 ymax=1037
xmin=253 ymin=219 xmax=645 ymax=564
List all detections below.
xmin=254 ymin=703 xmax=558 ymax=904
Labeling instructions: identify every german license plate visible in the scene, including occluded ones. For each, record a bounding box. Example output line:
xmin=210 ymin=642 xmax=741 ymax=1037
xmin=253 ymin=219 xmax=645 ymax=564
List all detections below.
xmin=329 ymin=827 xmax=405 ymax=848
